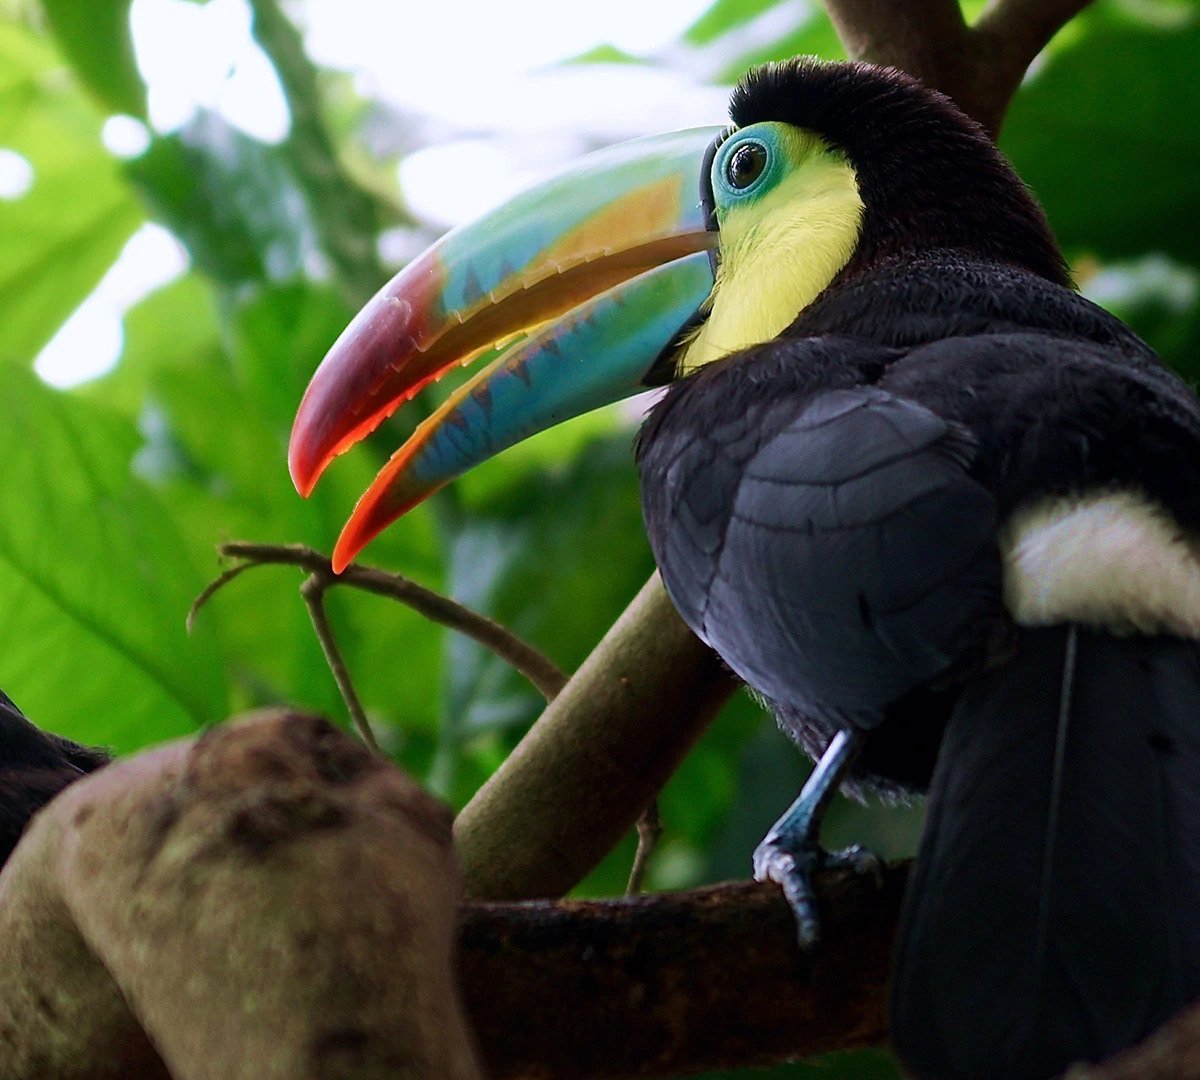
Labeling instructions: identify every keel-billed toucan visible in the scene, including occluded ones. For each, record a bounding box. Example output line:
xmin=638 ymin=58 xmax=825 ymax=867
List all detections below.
xmin=290 ymin=59 xmax=1200 ymax=1079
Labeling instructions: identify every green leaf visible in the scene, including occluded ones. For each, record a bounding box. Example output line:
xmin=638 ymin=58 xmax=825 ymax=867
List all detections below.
xmin=562 ymin=43 xmax=644 ymax=65
xmin=98 ymin=280 xmax=447 ymax=740
xmin=1002 ymin=11 xmax=1200 ymax=267
xmin=678 ymin=0 xmax=843 ymax=83
xmin=434 ymin=433 xmax=656 ymax=804
xmin=0 ymin=23 xmax=143 ymax=362
xmin=684 ymin=0 xmax=789 ymax=46
xmin=126 ymin=112 xmax=323 ymax=288
xmin=83 ymin=274 xmax=224 ymax=417
xmin=0 ymin=364 xmax=227 ymax=752
xmin=40 ymin=0 xmax=145 ymax=117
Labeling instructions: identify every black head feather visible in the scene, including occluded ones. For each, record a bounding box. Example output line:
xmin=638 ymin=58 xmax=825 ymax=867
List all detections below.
xmin=730 ymin=58 xmax=1070 ymax=288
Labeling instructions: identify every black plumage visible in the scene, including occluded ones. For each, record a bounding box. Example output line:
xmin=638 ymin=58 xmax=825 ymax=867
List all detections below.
xmin=637 ymin=58 xmax=1200 ymax=1077
xmin=729 ymin=60 xmax=1070 ymax=290
xmin=639 ymin=341 xmax=1005 ymax=792
xmin=0 ymin=691 xmax=108 ymax=868
xmin=640 ymin=255 xmax=1200 ymax=793
xmin=893 ymin=627 xmax=1200 ymax=1080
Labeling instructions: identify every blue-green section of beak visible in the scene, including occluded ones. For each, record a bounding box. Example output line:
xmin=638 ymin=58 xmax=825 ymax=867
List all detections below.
xmin=337 ymin=251 xmax=714 ymax=562
xmin=437 ymin=128 xmax=723 ymax=313
xmin=415 ymin=252 xmax=714 ymax=488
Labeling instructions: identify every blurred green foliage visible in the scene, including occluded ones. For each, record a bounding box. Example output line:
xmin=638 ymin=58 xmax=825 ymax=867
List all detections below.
xmin=1 ymin=1 xmax=1198 ymax=1076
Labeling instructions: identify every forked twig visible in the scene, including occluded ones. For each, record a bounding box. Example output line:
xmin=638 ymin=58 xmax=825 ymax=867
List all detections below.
xmin=189 ymin=543 xmax=569 ymax=746
xmin=299 ymin=573 xmax=381 ymax=753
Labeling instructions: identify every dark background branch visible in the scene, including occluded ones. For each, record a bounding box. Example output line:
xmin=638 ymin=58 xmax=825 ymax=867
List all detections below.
xmin=460 ymin=869 xmax=906 ymax=1078
xmin=824 ymin=0 xmax=1093 ymax=134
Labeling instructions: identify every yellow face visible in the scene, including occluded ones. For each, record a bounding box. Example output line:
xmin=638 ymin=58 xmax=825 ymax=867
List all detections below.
xmin=678 ymin=123 xmax=865 ymax=374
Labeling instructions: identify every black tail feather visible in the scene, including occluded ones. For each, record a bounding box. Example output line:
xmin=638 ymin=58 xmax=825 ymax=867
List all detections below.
xmin=891 ymin=626 xmax=1200 ymax=1080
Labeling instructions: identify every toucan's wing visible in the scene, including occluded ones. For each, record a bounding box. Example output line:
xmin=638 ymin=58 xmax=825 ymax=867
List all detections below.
xmin=642 ymin=380 xmax=1002 ymax=727
xmin=880 ymin=330 xmax=1200 ymax=528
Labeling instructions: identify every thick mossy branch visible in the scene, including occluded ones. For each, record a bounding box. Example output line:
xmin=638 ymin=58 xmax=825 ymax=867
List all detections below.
xmin=0 ymin=711 xmax=483 ymax=1080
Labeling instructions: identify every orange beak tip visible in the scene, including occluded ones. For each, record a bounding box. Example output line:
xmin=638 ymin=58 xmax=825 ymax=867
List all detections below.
xmin=330 ymin=531 xmax=360 ymax=575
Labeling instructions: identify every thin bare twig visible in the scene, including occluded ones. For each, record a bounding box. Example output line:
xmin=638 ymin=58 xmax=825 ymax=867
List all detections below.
xmin=625 ymin=799 xmax=663 ymax=896
xmin=189 ymin=542 xmax=568 ymax=703
xmin=186 ymin=562 xmax=257 ymax=635
xmin=299 ymin=574 xmax=381 ymax=754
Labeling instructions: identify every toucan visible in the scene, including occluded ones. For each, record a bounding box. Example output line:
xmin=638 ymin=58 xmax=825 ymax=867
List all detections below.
xmin=289 ymin=58 xmax=1200 ymax=1079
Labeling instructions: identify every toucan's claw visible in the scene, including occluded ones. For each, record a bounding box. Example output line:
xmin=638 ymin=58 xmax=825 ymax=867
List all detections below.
xmin=754 ymin=837 xmax=825 ymax=948
xmin=825 ymin=843 xmax=885 ymax=885
xmin=754 ymin=837 xmax=884 ymax=948
xmin=751 ymin=728 xmax=869 ymax=948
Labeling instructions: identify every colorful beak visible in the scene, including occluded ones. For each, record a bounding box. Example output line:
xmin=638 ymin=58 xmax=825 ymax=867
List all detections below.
xmin=289 ymin=126 xmax=722 ymax=571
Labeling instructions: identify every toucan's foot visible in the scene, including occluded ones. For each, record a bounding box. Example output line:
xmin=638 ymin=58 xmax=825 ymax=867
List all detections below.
xmin=753 ymin=837 xmax=883 ymax=947
xmin=753 ymin=835 xmax=824 ymax=947
xmin=823 ymin=843 xmax=885 ymax=885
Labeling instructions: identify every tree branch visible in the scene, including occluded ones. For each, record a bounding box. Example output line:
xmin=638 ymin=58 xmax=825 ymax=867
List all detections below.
xmin=822 ymin=0 xmax=972 ymax=99
xmin=626 ymin=798 xmax=663 ymax=895
xmin=191 ymin=541 xmax=567 ymax=704
xmin=461 ymin=870 xmax=905 ymax=1078
xmin=453 ymin=574 xmax=739 ymax=899
xmin=0 ymin=710 xmax=483 ymax=1080
xmin=0 ymin=715 xmax=897 ymax=1079
xmin=299 ymin=572 xmax=381 ymax=753
xmin=823 ymin=0 xmax=1097 ymax=135
xmin=974 ymin=0 xmax=1096 ymax=79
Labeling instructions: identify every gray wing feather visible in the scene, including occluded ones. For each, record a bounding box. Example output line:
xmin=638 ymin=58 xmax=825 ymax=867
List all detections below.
xmin=653 ymin=387 xmax=1002 ymax=727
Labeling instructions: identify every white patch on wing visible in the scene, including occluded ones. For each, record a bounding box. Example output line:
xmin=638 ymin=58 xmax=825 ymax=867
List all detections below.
xmin=1001 ymin=491 xmax=1200 ymax=638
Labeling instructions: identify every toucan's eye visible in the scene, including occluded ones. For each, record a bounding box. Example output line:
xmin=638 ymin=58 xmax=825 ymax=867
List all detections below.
xmin=726 ymin=141 xmax=768 ymax=190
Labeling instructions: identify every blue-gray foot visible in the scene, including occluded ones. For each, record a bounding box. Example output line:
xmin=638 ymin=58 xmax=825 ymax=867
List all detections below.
xmin=753 ymin=728 xmax=874 ymax=947
xmin=753 ymin=836 xmax=883 ymax=947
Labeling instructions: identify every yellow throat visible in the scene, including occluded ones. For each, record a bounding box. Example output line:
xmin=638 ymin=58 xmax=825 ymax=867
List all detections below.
xmin=680 ymin=128 xmax=865 ymax=374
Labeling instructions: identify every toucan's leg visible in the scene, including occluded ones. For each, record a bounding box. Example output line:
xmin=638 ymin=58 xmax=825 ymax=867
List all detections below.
xmin=753 ymin=727 xmax=874 ymax=947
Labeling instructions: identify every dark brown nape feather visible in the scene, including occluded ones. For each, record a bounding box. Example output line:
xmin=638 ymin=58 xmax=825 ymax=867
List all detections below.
xmin=730 ymin=58 xmax=1070 ymax=289
xmin=0 ymin=695 xmax=109 ymax=868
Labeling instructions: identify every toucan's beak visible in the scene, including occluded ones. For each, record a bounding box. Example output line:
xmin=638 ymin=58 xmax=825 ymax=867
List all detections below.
xmin=289 ymin=127 xmax=722 ymax=571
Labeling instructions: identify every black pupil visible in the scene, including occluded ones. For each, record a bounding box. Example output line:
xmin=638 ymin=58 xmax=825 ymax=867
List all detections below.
xmin=727 ymin=142 xmax=767 ymax=189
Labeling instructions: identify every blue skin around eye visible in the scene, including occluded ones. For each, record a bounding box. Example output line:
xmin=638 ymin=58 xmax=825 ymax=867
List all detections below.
xmin=710 ymin=124 xmax=787 ymax=209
